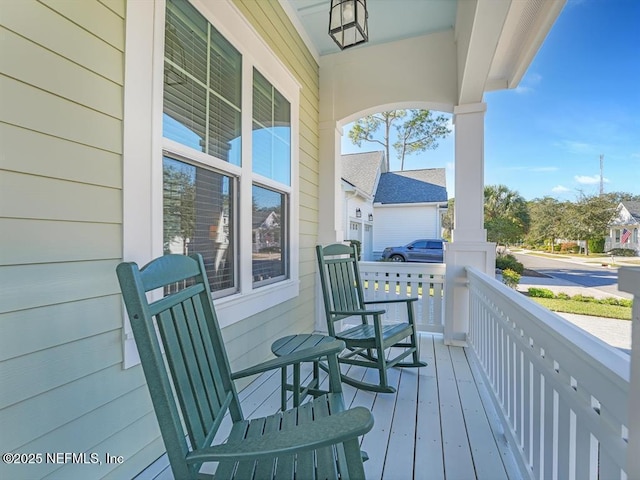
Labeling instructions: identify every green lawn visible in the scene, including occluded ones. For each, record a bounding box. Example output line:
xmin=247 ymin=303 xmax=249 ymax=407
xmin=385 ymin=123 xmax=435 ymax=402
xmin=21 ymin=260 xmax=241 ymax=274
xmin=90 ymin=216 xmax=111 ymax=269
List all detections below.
xmin=531 ymin=297 xmax=632 ymax=320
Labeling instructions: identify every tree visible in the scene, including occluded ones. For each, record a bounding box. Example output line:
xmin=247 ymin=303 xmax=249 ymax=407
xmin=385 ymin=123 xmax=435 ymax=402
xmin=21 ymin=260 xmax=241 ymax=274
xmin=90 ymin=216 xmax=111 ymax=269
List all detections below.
xmin=526 ymin=197 xmax=568 ymax=249
xmin=562 ymin=192 xmax=618 ymax=254
xmin=441 ymin=198 xmax=455 ymax=240
xmin=348 ymin=109 xmax=451 ymax=170
xmin=484 ymin=185 xmax=530 ymax=245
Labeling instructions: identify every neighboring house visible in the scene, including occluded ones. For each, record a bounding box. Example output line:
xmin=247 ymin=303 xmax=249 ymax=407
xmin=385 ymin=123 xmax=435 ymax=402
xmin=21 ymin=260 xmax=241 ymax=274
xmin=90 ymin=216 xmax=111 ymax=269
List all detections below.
xmin=607 ymin=201 xmax=640 ymax=254
xmin=341 ymin=152 xmax=448 ymax=260
xmin=0 ymin=1 xmax=571 ymax=478
xmin=341 ymin=151 xmax=386 ymax=260
xmin=373 ymin=169 xmax=448 ymax=258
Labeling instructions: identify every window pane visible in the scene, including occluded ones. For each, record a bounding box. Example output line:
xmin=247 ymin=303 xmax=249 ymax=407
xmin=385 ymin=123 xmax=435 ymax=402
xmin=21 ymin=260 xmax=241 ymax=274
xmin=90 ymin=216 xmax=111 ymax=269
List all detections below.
xmin=252 ymin=185 xmax=286 ymax=285
xmin=164 ymin=157 xmax=235 ymax=294
xmin=164 ymin=0 xmax=241 ymax=165
xmin=252 ymin=69 xmax=290 ymax=184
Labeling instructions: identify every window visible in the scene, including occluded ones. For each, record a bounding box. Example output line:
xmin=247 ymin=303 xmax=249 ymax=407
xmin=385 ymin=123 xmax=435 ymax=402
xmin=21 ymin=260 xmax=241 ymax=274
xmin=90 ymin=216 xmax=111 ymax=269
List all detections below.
xmin=163 ymin=157 xmax=234 ymax=296
xmin=252 ymin=185 xmax=286 ymax=285
xmin=123 ymin=0 xmax=301 ymax=363
xmin=163 ymin=0 xmax=242 ymax=164
xmin=253 ymin=69 xmax=291 ymax=184
xmin=161 ymin=0 xmax=295 ymax=298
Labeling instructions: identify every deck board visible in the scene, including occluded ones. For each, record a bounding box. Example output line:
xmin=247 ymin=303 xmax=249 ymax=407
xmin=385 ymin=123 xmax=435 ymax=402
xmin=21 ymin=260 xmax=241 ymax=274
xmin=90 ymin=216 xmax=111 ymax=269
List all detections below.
xmin=137 ymin=334 xmax=521 ymax=479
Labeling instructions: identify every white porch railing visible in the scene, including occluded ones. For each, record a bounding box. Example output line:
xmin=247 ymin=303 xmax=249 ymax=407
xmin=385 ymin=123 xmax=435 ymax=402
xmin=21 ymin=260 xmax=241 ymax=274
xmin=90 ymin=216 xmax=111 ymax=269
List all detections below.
xmin=358 ymin=261 xmax=446 ymax=333
xmin=466 ymin=267 xmax=630 ymax=480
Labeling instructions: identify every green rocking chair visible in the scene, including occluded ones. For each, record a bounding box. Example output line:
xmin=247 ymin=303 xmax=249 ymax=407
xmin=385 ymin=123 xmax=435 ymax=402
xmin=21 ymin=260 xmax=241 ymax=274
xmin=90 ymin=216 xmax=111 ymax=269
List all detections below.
xmin=116 ymin=254 xmax=373 ymax=480
xmin=316 ymin=244 xmax=426 ymax=393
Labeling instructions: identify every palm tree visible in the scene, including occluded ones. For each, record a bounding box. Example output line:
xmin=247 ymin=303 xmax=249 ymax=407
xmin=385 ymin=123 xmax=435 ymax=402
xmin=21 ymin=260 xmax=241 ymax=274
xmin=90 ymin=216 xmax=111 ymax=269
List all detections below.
xmin=484 ymin=185 xmax=530 ymax=245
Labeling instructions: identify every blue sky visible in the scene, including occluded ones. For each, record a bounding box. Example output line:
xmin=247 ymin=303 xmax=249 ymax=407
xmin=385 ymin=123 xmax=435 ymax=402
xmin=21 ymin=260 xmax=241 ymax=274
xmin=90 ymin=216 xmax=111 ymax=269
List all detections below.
xmin=341 ymin=0 xmax=640 ymax=201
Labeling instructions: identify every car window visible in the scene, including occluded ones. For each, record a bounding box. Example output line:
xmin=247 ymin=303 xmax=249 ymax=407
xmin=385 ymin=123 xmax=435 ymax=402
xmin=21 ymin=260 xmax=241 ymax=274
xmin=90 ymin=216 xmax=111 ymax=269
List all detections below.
xmin=426 ymin=241 xmax=442 ymax=249
xmin=412 ymin=241 xmax=427 ymax=249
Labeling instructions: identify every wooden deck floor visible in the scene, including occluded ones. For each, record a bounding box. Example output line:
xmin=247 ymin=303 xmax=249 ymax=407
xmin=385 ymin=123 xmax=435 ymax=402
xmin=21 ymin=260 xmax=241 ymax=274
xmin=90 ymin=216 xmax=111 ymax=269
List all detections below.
xmin=137 ymin=334 xmax=522 ymax=480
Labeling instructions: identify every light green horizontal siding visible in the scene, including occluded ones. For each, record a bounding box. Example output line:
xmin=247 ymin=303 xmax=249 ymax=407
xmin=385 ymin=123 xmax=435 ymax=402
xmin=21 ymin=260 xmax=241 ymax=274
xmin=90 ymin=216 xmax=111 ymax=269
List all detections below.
xmin=1 ymin=123 xmax=122 ymax=189
xmin=0 ymin=1 xmax=153 ymax=479
xmin=0 ymin=219 xmax=122 ymax=266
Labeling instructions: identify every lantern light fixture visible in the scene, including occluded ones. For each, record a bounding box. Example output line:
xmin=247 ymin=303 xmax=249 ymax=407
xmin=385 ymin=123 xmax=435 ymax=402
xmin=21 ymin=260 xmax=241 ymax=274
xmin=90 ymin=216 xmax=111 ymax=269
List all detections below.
xmin=355 ymin=208 xmax=362 ymax=218
xmin=368 ymin=213 xmax=373 ymax=221
xmin=329 ymin=0 xmax=369 ymax=50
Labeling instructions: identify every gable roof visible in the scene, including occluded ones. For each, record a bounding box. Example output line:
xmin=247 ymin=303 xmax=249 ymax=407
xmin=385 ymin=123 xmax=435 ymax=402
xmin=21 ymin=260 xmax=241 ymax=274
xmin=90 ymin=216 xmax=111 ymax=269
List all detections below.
xmin=374 ymin=169 xmax=447 ymax=204
xmin=341 ymin=151 xmax=386 ymax=197
xmin=622 ymin=201 xmax=640 ymax=223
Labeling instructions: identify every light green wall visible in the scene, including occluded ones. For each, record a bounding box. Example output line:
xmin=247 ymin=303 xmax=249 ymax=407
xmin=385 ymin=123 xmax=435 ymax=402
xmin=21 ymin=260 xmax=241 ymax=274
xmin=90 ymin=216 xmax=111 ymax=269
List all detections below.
xmin=0 ymin=0 xmax=319 ymax=478
xmin=0 ymin=1 xmax=162 ymax=478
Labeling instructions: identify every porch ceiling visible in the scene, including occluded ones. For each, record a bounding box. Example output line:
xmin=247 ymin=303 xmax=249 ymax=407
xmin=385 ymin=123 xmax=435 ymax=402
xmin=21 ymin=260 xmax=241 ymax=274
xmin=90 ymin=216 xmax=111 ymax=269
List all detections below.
xmin=282 ymin=0 xmax=565 ymax=101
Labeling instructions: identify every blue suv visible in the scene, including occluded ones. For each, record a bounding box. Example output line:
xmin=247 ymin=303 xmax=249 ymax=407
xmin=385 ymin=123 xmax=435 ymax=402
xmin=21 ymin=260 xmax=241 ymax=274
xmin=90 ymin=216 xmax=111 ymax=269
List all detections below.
xmin=381 ymin=239 xmax=445 ymax=263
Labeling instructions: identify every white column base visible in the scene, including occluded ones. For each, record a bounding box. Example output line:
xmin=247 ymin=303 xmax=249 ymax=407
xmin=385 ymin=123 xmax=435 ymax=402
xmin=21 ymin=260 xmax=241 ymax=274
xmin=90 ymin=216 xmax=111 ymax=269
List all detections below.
xmin=444 ymin=241 xmax=496 ymax=346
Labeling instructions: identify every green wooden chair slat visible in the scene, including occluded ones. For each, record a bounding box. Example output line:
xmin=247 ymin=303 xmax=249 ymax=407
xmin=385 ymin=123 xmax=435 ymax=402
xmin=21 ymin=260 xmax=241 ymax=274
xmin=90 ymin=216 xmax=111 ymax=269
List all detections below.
xmin=316 ymin=244 xmax=427 ymax=393
xmin=116 ymin=253 xmax=373 ymax=479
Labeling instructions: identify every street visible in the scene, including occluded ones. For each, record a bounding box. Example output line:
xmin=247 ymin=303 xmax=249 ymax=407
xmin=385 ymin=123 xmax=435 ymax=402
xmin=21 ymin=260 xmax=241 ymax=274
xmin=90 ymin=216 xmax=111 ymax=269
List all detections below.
xmin=513 ymin=251 xmax=632 ymax=300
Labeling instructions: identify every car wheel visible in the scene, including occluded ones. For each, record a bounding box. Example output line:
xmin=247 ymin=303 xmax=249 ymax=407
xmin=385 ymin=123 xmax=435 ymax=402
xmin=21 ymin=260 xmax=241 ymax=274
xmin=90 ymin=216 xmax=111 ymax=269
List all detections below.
xmin=390 ymin=254 xmax=405 ymax=262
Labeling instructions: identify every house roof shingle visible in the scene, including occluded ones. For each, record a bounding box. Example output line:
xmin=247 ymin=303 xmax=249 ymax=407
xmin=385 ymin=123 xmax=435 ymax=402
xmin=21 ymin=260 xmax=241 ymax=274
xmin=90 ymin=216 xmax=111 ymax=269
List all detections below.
xmin=622 ymin=201 xmax=640 ymax=222
xmin=341 ymin=151 xmax=385 ymax=197
xmin=374 ymin=169 xmax=447 ymax=204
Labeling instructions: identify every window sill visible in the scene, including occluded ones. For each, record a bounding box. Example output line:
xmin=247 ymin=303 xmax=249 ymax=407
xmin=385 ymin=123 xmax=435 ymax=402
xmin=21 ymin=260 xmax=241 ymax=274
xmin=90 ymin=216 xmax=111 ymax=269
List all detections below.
xmin=215 ymin=279 xmax=300 ymax=329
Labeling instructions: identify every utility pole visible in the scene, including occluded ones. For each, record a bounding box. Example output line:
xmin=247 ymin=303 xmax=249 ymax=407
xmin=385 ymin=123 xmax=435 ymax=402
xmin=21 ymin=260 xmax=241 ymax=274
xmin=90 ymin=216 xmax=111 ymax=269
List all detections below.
xmin=599 ymin=154 xmax=604 ymax=195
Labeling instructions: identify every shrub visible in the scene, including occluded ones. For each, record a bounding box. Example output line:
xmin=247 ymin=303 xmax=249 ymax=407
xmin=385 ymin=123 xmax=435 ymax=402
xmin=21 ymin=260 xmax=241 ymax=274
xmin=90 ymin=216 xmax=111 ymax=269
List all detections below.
xmin=556 ymin=292 xmax=570 ymax=300
xmin=601 ymin=297 xmax=633 ymax=307
xmin=348 ymin=239 xmax=362 ymax=261
xmin=608 ymin=248 xmax=638 ymax=257
xmin=528 ymin=287 xmax=555 ymax=298
xmin=496 ymin=254 xmax=524 ymax=274
xmin=560 ymin=242 xmax=580 ymax=253
xmin=588 ymin=237 xmax=605 ymax=254
xmin=571 ymin=294 xmax=596 ymax=303
xmin=502 ymin=269 xmax=521 ymax=289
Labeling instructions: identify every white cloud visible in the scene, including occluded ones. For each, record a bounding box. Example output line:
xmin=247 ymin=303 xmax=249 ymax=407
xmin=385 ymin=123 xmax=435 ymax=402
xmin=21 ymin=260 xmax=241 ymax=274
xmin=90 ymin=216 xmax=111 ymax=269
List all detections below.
xmin=552 ymin=185 xmax=570 ymax=193
xmin=557 ymin=140 xmax=598 ymax=155
xmin=574 ymin=175 xmax=609 ymax=185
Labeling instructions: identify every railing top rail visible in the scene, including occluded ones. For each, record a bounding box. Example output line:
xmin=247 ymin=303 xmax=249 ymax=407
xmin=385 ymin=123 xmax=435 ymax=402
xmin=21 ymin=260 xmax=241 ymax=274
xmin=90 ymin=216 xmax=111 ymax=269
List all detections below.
xmin=466 ymin=266 xmax=630 ymax=384
xmin=359 ymin=261 xmax=446 ymax=275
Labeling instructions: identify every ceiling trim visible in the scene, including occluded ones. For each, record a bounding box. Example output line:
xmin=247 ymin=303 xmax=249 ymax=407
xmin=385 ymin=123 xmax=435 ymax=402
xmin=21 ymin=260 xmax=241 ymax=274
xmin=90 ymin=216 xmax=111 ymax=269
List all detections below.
xmin=278 ymin=0 xmax=320 ymax=63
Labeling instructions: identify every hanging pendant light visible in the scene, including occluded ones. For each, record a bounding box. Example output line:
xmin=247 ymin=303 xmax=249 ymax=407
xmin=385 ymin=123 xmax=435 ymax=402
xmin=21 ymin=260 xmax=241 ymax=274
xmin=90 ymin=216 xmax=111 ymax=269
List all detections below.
xmin=329 ymin=0 xmax=369 ymax=50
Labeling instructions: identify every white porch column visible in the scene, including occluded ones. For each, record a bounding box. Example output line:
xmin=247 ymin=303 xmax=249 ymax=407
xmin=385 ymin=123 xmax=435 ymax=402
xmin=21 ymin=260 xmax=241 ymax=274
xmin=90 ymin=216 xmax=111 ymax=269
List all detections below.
xmin=315 ymin=122 xmax=344 ymax=333
xmin=620 ymin=267 xmax=640 ymax=479
xmin=444 ymin=102 xmax=495 ymax=345
xmin=318 ymin=121 xmax=344 ymax=244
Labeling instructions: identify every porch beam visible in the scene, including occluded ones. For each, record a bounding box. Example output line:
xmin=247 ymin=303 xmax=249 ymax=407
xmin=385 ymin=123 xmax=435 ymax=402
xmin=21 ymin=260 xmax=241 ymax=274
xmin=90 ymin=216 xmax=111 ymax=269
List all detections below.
xmin=456 ymin=0 xmax=511 ymax=104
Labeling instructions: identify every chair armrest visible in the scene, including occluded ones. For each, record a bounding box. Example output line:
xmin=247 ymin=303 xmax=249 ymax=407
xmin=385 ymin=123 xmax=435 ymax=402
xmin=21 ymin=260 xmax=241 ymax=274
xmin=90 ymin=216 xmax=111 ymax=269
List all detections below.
xmin=331 ymin=308 xmax=386 ymax=316
xmin=231 ymin=339 xmax=345 ymax=380
xmin=364 ymin=297 xmax=418 ymax=305
xmin=185 ymin=407 xmax=374 ymax=464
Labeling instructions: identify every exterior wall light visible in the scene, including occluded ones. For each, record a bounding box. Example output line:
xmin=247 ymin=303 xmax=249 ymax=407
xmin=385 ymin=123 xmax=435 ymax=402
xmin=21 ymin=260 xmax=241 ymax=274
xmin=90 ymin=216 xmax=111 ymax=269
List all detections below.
xmin=368 ymin=213 xmax=373 ymax=221
xmin=356 ymin=208 xmax=362 ymax=218
xmin=329 ymin=0 xmax=369 ymax=50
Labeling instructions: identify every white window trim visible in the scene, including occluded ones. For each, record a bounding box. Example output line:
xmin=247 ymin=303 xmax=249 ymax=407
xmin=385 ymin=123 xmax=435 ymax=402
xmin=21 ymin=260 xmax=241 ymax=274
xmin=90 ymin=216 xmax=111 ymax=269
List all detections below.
xmin=122 ymin=0 xmax=300 ymax=368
